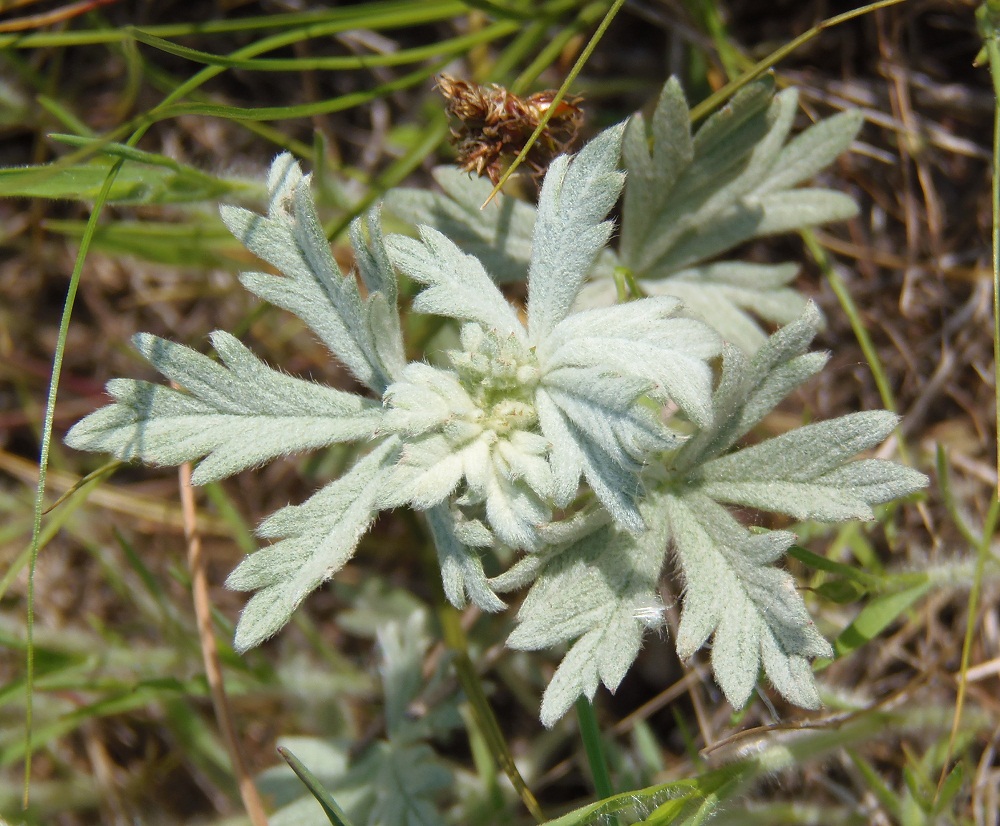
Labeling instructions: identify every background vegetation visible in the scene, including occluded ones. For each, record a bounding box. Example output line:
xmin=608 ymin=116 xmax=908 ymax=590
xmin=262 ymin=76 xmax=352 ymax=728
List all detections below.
xmin=0 ymin=0 xmax=997 ymax=823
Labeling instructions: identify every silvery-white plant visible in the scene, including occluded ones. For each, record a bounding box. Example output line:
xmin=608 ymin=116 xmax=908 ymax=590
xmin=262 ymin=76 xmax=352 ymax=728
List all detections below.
xmin=387 ymin=76 xmax=864 ymax=354
xmin=66 ymin=80 xmax=926 ymax=727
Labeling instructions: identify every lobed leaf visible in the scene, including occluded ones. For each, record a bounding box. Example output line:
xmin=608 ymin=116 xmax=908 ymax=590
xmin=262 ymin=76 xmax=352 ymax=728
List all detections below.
xmin=527 ymin=123 xmax=627 ymax=342
xmin=618 ymin=78 xmax=862 ymax=352
xmin=65 ymin=331 xmax=382 ymax=484
xmin=541 ymin=295 xmax=721 ymax=426
xmin=226 ymin=439 xmax=399 ymax=652
xmin=221 ymin=153 xmax=398 ymax=393
xmin=663 ymin=491 xmax=833 ymax=709
xmin=694 ymin=411 xmax=927 ymax=521
xmin=640 ymin=262 xmax=807 ymax=353
xmin=366 ymin=742 xmax=452 ymax=826
xmin=386 ymin=227 xmax=524 ymax=341
xmin=507 ymin=500 xmax=670 ymax=727
xmin=384 ymin=166 xmax=536 ymax=284
xmin=673 ymin=303 xmax=828 ymax=470
xmin=424 ymin=506 xmax=504 ymax=612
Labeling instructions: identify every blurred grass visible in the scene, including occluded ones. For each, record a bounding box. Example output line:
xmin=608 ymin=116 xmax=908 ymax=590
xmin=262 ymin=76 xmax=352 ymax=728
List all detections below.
xmin=1 ymin=0 xmax=998 ymax=824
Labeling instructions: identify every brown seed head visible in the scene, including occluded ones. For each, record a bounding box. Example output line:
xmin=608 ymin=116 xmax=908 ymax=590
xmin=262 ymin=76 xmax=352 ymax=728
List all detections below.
xmin=436 ymin=74 xmax=584 ymax=185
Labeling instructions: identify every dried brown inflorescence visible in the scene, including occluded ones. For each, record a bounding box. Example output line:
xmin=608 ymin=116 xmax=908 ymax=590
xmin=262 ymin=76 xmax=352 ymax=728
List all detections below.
xmin=437 ymin=73 xmax=583 ymax=184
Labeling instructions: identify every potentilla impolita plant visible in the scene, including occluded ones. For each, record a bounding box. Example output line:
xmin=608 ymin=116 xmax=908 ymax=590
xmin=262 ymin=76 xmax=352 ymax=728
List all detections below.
xmin=388 ymin=77 xmax=865 ymax=354
xmin=66 ymin=78 xmax=927 ymax=726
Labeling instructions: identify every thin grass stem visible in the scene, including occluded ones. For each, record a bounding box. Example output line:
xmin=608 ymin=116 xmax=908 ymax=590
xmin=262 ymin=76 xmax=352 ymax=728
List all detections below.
xmin=483 ymin=0 xmax=626 ymax=206
xmin=439 ymin=606 xmax=546 ymax=822
xmin=575 ymin=697 xmax=614 ymax=801
xmin=178 ymin=460 xmax=269 ymax=826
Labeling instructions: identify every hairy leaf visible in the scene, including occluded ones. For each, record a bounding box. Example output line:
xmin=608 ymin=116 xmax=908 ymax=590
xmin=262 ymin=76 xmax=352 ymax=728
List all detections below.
xmin=672 ymin=305 xmax=927 ymax=521
xmin=527 ymin=123 xmax=627 ymax=342
xmin=424 ymin=505 xmax=504 ymax=612
xmin=541 ymin=295 xmax=721 ymax=425
xmin=663 ymin=491 xmax=833 ymax=709
xmin=619 ymin=78 xmax=862 ymax=351
xmin=226 ymin=439 xmax=399 ymax=651
xmin=363 ymin=742 xmax=452 ymax=826
xmin=65 ymin=331 xmax=382 ymax=484
xmin=640 ymin=262 xmax=807 ymax=354
xmin=507 ymin=500 xmax=670 ymax=727
xmin=386 ymin=226 xmax=524 ymax=341
xmin=695 ymin=411 xmax=927 ymax=521
xmin=384 ymin=167 xmax=535 ymax=284
xmin=221 ymin=153 xmax=399 ymax=392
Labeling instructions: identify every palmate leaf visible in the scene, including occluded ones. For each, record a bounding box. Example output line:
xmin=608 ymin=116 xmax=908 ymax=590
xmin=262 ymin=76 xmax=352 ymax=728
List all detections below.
xmin=672 ymin=303 xmax=927 ymax=523
xmin=656 ymin=306 xmax=927 ymax=709
xmin=506 ymin=499 xmax=670 ymax=728
xmin=365 ymin=742 xmax=452 ymax=826
xmin=618 ymin=77 xmax=862 ymax=350
xmin=65 ymin=330 xmax=383 ymax=485
xmin=350 ymin=613 xmax=456 ymax=826
xmin=264 ymin=613 xmax=458 ymax=826
xmin=621 ymin=78 xmax=862 ymax=274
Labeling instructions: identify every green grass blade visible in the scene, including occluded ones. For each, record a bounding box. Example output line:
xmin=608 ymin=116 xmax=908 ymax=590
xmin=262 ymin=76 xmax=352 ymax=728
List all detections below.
xmin=575 ymin=697 xmax=615 ymax=802
xmin=130 ymin=20 xmax=519 ymax=72
xmin=277 ymin=746 xmax=358 ymax=826
xmin=150 ymin=58 xmax=448 ymax=123
xmin=0 ymin=0 xmax=470 ymax=49
xmin=687 ymin=0 xmax=907 ymax=122
xmin=833 ymin=579 xmax=931 ymax=658
xmin=440 ymin=605 xmax=546 ymax=822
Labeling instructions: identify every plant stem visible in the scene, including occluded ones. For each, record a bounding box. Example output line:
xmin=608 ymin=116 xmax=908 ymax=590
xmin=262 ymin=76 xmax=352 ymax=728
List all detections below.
xmin=439 ymin=606 xmax=546 ymax=822
xmin=575 ymin=696 xmax=614 ymax=800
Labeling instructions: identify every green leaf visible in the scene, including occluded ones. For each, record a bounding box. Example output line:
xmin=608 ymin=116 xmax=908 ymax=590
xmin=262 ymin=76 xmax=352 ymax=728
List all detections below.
xmin=221 ymin=153 xmax=399 ymax=393
xmin=226 ymin=439 xmax=399 ymax=651
xmin=537 ymin=765 xmax=749 ymax=825
xmin=618 ymin=78 xmax=862 ymax=351
xmin=0 ymin=159 xmax=242 ymax=204
xmin=366 ymin=741 xmax=452 ymax=826
xmin=44 ymin=218 xmax=237 ymax=267
xmin=528 ymin=122 xmax=626 ymax=341
xmin=65 ymin=331 xmax=383 ymax=484
xmin=507 ymin=499 xmax=670 ymax=727
xmin=663 ymin=491 xmax=832 ymax=709
xmin=833 ymin=579 xmax=931 ymax=657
